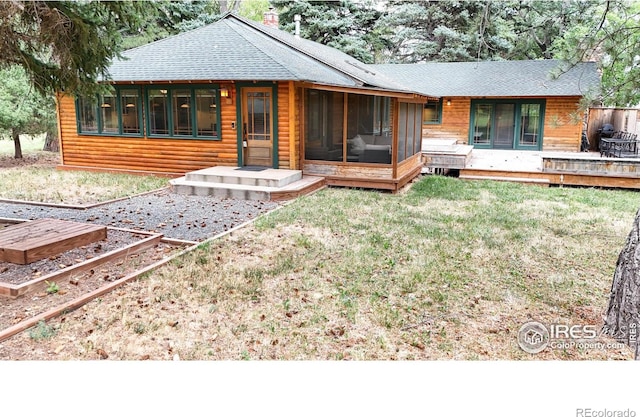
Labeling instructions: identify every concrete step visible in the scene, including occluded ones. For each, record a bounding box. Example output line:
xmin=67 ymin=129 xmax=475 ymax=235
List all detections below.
xmin=170 ymin=175 xmax=325 ymax=201
xmin=184 ymin=166 xmax=302 ymax=188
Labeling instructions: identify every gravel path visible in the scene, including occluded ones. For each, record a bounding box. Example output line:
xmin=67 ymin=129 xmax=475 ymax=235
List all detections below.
xmin=0 ymin=189 xmax=280 ymax=242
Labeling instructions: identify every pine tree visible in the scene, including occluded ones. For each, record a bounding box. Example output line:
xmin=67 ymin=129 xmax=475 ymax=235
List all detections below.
xmin=272 ymin=0 xmax=384 ymax=63
xmin=0 ymin=1 xmax=144 ymax=97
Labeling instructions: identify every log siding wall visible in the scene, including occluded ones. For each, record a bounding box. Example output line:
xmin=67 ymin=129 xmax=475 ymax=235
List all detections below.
xmin=422 ymin=96 xmax=583 ymax=152
xmin=58 ymin=81 xmax=294 ymax=175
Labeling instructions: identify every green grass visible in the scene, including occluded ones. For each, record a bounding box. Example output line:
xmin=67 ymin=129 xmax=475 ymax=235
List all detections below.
xmin=246 ymin=177 xmax=639 ymax=358
xmin=0 ymin=134 xmax=47 ymax=155
xmin=9 ymin=175 xmax=639 ymax=360
xmin=55 ymin=175 xmax=635 ymax=360
xmin=0 ymin=167 xmax=169 ymax=204
xmin=0 ymin=135 xmax=168 ymax=204
xmin=0 ymin=151 xmax=169 ymax=206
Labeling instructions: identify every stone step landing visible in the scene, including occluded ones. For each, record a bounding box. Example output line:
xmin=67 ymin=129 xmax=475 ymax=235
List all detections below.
xmin=184 ymin=166 xmax=302 ymax=188
xmin=170 ymin=166 xmax=325 ymax=201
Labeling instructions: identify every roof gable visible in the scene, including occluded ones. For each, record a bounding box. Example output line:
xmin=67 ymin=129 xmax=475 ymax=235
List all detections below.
xmin=236 ymin=15 xmax=411 ymax=92
xmin=106 ymin=13 xmax=409 ymax=93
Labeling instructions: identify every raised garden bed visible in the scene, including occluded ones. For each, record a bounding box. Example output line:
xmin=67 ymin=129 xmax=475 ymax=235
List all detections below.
xmin=0 ymin=218 xmax=197 ymax=342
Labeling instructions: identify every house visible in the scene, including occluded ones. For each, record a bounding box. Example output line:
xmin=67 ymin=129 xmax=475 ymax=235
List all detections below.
xmin=374 ymin=60 xmax=600 ymax=152
xmin=372 ymin=60 xmax=600 ymax=152
xmin=56 ymin=12 xmax=600 ymax=194
xmin=56 ymin=12 xmax=430 ymax=192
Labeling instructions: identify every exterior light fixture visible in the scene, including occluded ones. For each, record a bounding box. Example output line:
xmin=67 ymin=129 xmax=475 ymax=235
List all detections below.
xmin=220 ymin=87 xmax=230 ymax=98
xmin=446 ymin=99 xmax=451 ymax=106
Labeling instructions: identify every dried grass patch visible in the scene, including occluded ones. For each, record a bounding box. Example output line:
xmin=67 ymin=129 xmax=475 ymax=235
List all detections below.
xmin=0 ymin=177 xmax=638 ymax=360
xmin=0 ymin=166 xmax=168 ymax=205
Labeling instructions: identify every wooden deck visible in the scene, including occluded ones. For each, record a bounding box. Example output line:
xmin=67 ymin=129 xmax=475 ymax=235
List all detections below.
xmin=452 ymin=149 xmax=640 ymax=189
xmin=0 ymin=218 xmax=107 ymax=265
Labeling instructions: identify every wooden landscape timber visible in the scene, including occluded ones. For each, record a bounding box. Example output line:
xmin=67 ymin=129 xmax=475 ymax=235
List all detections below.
xmin=0 ymin=241 xmax=193 ymax=343
xmin=0 ymin=227 xmax=166 ymax=298
xmin=0 ymin=197 xmax=281 ymax=343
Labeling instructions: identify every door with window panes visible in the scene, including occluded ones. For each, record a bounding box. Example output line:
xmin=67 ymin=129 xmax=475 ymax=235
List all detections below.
xmin=470 ymin=100 xmax=544 ymax=150
xmin=242 ymin=88 xmax=273 ymax=167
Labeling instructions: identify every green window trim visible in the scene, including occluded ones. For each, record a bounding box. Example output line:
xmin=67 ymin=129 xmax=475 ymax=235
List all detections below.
xmin=145 ymin=85 xmax=222 ymax=141
xmin=75 ymin=86 xmax=144 ymax=137
xmin=423 ymin=98 xmax=442 ymax=125
xmin=469 ymin=99 xmax=546 ymax=150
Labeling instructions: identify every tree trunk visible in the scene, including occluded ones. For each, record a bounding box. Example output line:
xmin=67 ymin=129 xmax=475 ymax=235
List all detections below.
xmin=42 ymin=131 xmax=59 ymax=152
xmin=602 ymin=207 xmax=640 ymax=358
xmin=12 ymin=129 xmax=22 ymax=159
xmin=219 ymin=0 xmax=239 ymax=13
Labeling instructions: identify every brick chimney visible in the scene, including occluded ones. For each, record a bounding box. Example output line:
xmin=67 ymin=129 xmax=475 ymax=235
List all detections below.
xmin=263 ymin=7 xmax=279 ymax=28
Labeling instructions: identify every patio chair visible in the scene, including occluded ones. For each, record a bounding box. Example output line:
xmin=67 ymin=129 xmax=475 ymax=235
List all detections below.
xmin=611 ymin=132 xmax=639 ymax=158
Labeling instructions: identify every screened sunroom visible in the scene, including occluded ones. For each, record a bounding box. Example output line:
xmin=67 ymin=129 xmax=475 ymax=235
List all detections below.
xmin=301 ymin=88 xmax=426 ymax=191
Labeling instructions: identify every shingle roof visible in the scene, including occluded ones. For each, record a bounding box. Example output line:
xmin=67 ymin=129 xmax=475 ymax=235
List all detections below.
xmin=371 ymin=60 xmax=600 ymax=97
xmin=106 ymin=13 xmax=412 ymax=93
xmin=238 ymin=16 xmax=412 ymax=92
xmin=107 ymin=14 xmax=599 ymax=99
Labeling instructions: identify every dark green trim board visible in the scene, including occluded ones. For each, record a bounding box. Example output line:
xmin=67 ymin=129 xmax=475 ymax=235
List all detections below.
xmin=272 ymin=86 xmax=279 ymax=169
xmin=469 ymin=99 xmax=546 ymax=151
xmin=235 ymin=86 xmax=243 ymax=167
xmin=235 ymin=82 xmax=279 ymax=168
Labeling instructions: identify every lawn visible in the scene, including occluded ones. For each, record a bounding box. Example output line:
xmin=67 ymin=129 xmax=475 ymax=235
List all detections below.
xmin=1 ymin=174 xmax=638 ymax=360
xmin=0 ymin=134 xmax=48 ymax=154
xmin=0 ymin=136 xmax=168 ymax=204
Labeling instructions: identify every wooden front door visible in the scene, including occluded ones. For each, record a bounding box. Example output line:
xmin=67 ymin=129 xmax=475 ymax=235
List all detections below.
xmin=242 ymin=88 xmax=273 ymax=167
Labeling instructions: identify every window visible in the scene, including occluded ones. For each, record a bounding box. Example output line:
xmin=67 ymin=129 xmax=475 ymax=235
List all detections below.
xmin=172 ymin=89 xmax=192 ymax=136
xmin=77 ymin=85 xmax=221 ymax=139
xmin=121 ymin=89 xmax=141 ymax=134
xmin=423 ymin=99 xmax=442 ymax=124
xmin=472 ymin=104 xmax=492 ymax=145
xmin=147 ymin=86 xmax=221 ymax=139
xmin=246 ymin=91 xmax=270 ymax=140
xmin=148 ymin=89 xmax=169 ymax=135
xmin=77 ymin=87 xmax=142 ymax=136
xmin=77 ymin=97 xmax=98 ymax=133
xmin=195 ymin=89 xmax=218 ymax=137
xmin=100 ymin=93 xmax=118 ymax=134
xmin=520 ymin=103 xmax=541 ymax=146
xmin=470 ymin=100 xmax=545 ymax=150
